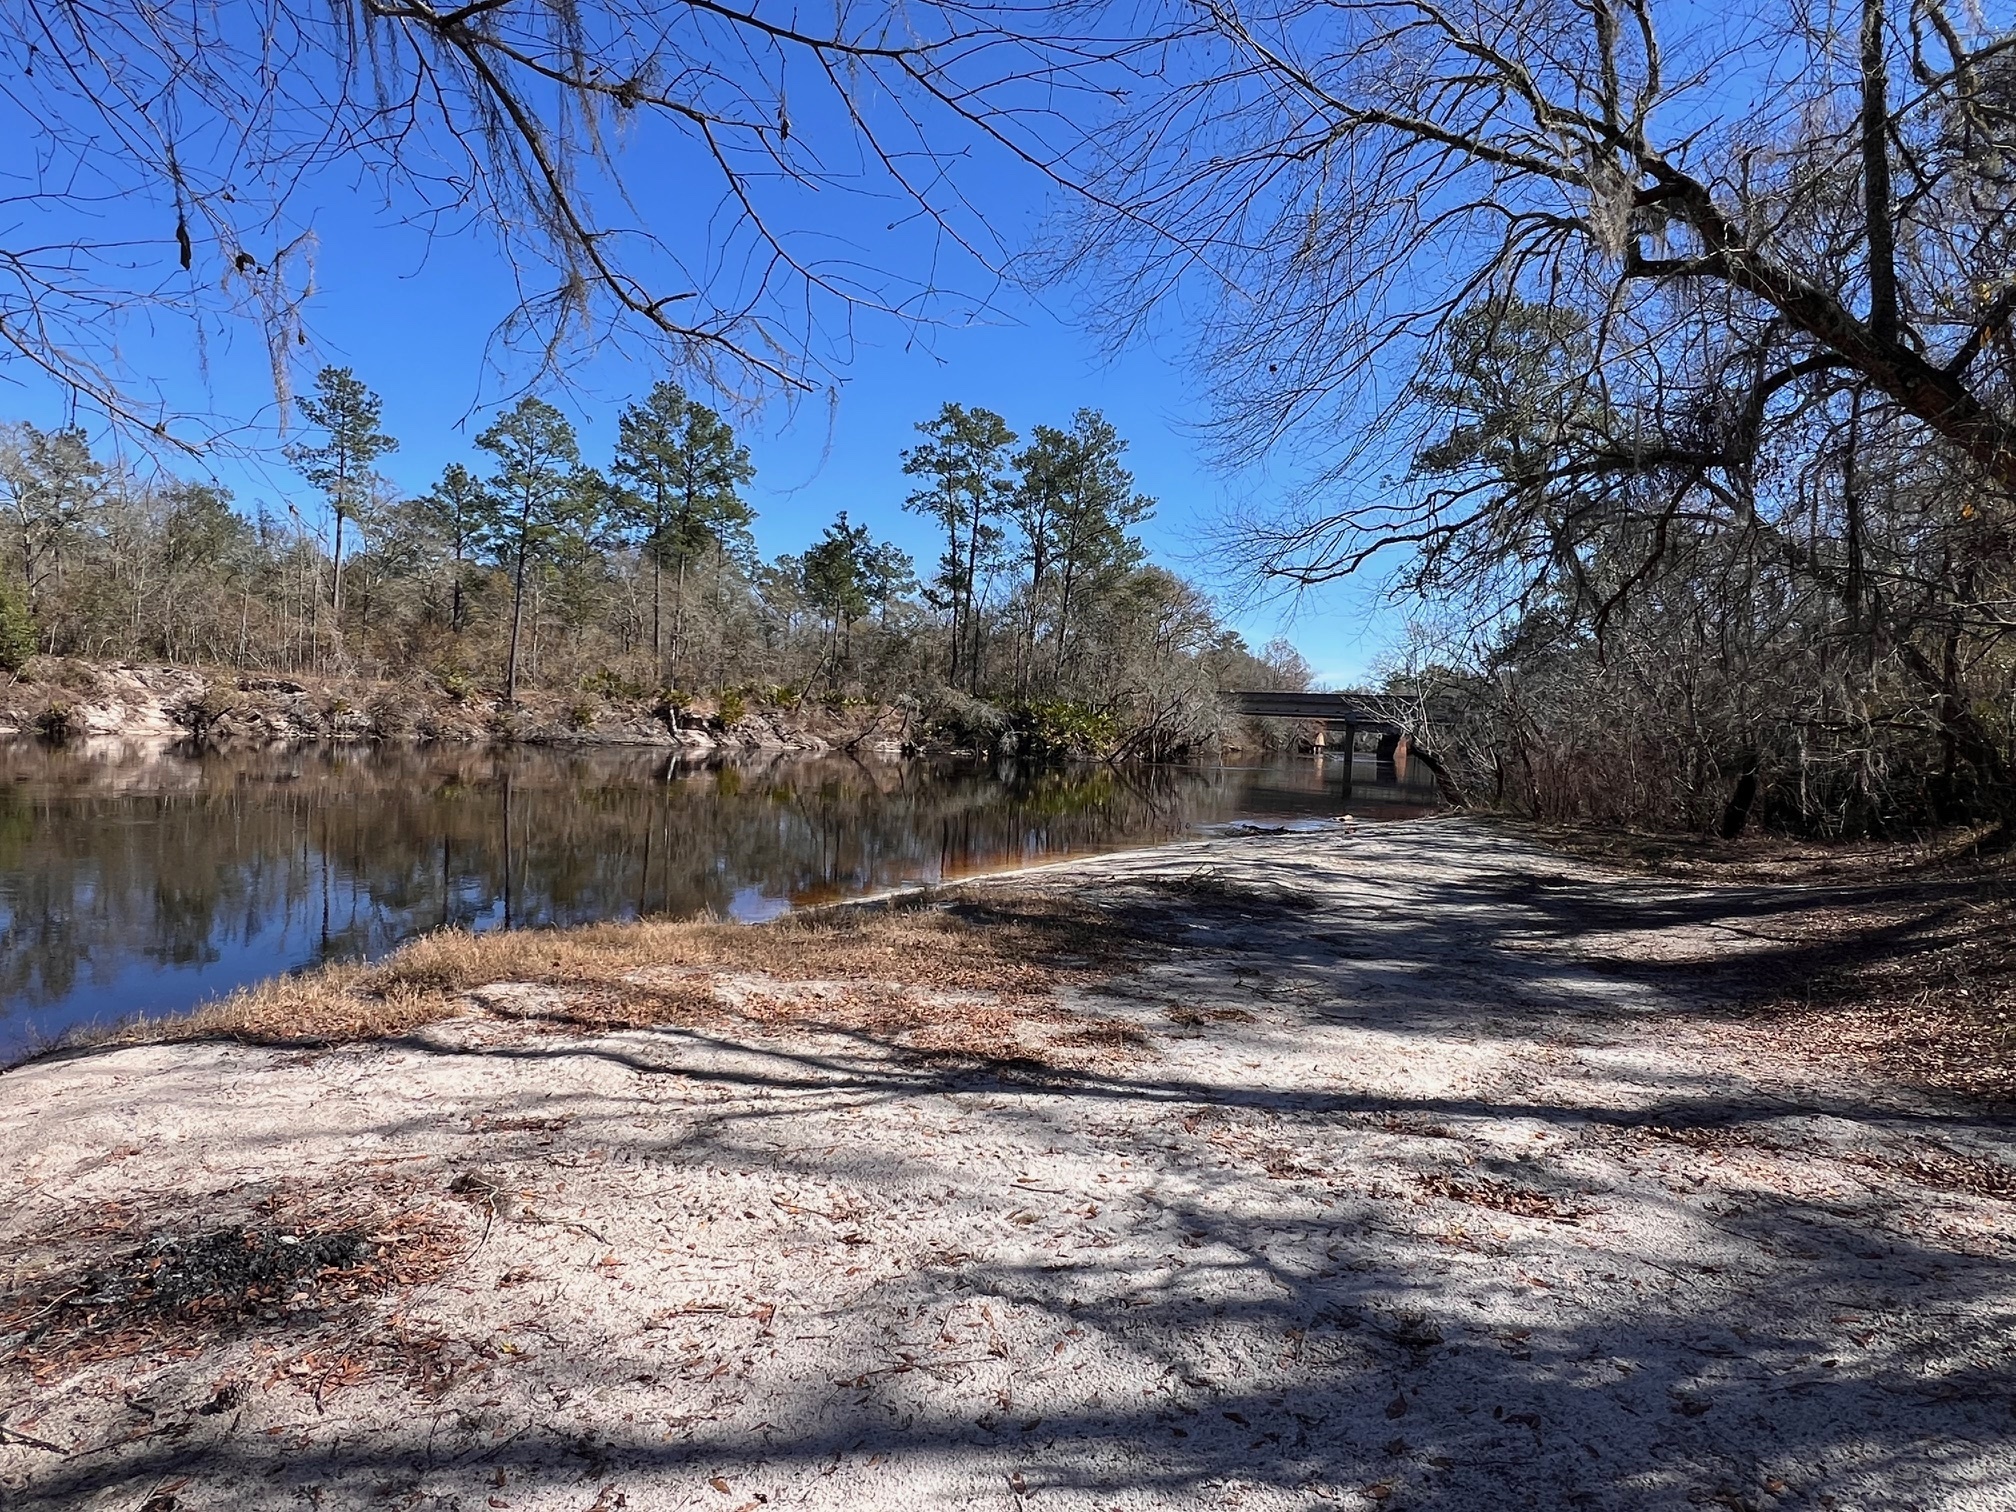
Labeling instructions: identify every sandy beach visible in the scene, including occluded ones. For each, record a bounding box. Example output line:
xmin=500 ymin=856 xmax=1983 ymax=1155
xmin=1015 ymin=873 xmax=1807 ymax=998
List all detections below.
xmin=4 ymin=816 xmax=2013 ymax=1510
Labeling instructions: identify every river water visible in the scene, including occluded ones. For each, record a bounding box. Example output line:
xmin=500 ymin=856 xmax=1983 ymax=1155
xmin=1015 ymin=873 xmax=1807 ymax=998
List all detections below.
xmin=0 ymin=742 xmax=1439 ymax=1059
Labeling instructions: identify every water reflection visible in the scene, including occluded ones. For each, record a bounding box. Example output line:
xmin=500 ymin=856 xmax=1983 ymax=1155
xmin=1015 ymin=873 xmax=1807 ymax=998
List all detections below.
xmin=0 ymin=742 xmax=1438 ymax=1057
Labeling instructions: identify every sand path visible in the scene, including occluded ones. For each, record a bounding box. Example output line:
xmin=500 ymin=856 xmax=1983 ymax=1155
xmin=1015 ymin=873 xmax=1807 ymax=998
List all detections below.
xmin=4 ymin=817 xmax=2013 ymax=1510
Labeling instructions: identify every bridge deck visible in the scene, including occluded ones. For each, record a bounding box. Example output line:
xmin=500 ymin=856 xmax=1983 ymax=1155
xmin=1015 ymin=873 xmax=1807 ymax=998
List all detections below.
xmin=1220 ymin=690 xmax=1417 ymax=728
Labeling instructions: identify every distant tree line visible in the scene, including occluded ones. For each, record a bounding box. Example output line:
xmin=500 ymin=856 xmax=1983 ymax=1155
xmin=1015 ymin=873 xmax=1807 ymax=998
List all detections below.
xmin=0 ymin=370 xmax=1304 ymax=754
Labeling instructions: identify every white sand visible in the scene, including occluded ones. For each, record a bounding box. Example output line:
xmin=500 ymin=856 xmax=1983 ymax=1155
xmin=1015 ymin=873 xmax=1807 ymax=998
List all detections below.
xmin=4 ymin=817 xmax=2014 ymax=1510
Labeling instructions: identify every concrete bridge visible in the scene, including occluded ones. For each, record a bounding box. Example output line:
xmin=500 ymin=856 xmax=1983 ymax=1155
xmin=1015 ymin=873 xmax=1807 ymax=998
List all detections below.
xmin=1220 ymin=690 xmax=1429 ymax=762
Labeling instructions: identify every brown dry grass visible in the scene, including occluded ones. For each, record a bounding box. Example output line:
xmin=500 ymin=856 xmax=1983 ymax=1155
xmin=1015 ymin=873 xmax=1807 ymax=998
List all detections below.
xmin=67 ymin=890 xmax=1158 ymax=1066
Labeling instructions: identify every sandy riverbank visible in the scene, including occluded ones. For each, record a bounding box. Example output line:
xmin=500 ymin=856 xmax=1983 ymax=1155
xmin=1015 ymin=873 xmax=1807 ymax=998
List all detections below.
xmin=0 ymin=660 xmax=906 ymax=753
xmin=4 ymin=818 xmax=2014 ymax=1510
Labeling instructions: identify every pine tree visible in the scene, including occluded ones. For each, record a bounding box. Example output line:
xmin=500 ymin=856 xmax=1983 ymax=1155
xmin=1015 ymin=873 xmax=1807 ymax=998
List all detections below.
xmin=609 ymin=381 xmax=755 ymax=682
xmin=412 ymin=463 xmax=486 ymax=633
xmin=286 ymin=367 xmax=398 ymax=654
xmin=473 ymin=398 xmax=601 ymax=703
xmin=901 ymin=403 xmax=1015 ymax=692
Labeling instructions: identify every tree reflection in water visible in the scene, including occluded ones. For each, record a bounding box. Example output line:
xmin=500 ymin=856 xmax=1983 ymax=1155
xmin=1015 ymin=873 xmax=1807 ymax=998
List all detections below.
xmin=0 ymin=742 xmax=1438 ymax=1056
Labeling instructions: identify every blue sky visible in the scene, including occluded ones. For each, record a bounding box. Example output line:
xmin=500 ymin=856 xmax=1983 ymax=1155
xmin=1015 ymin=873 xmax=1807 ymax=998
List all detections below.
xmin=0 ymin=19 xmax=1407 ymax=688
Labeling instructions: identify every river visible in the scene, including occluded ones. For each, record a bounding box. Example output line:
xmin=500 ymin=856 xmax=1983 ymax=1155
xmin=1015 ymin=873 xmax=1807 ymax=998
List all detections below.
xmin=0 ymin=741 xmax=1439 ymax=1059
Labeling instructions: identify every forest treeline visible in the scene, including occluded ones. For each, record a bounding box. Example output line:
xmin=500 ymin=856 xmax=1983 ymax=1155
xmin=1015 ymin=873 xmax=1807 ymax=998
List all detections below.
xmin=0 ymin=372 xmax=1306 ymax=757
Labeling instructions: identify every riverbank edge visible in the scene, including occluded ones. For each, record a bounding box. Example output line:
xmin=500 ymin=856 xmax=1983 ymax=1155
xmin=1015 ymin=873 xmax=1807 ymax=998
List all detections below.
xmin=9 ymin=811 xmax=2013 ymax=1108
xmin=0 ymin=659 xmax=915 ymax=755
xmin=0 ymin=657 xmax=1282 ymax=757
xmin=6 ymin=821 xmax=1280 ymax=1075
xmin=2 ymin=820 xmax=1292 ymax=1073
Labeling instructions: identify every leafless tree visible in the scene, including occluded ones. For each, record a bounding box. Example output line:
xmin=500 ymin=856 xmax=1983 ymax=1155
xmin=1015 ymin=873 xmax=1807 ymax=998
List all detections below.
xmin=1055 ymin=0 xmax=2016 ymax=818
xmin=1 ymin=0 xmax=1096 ymax=439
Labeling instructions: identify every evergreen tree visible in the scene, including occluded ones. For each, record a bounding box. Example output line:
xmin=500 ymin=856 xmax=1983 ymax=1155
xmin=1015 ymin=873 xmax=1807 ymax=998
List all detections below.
xmin=411 ymin=463 xmax=486 ymax=633
xmin=286 ymin=367 xmax=398 ymax=650
xmin=473 ymin=398 xmax=601 ymax=702
xmin=901 ymin=403 xmax=1015 ymax=692
xmin=609 ymin=380 xmax=755 ymax=680
xmin=1020 ymin=409 xmax=1153 ymax=683
xmin=0 ymin=424 xmax=103 ymax=620
xmin=801 ymin=512 xmax=913 ymax=676
xmin=0 ymin=578 xmax=34 ymax=672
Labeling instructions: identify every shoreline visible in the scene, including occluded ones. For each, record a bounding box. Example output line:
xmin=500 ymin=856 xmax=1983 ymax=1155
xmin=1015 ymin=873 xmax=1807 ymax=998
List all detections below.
xmin=8 ymin=808 xmax=1995 ymax=1090
xmin=5 ymin=819 xmax=2014 ymax=1509
xmin=0 ymin=659 xmax=910 ymax=755
xmin=2 ymin=817 xmax=1366 ymax=1073
xmin=1 ymin=746 xmax=1443 ymax=1070
xmin=0 ymin=657 xmax=1280 ymax=759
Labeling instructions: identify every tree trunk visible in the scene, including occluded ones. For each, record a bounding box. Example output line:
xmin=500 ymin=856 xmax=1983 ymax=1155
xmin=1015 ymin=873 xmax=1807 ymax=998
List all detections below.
xmin=672 ymin=556 xmax=687 ymax=684
xmin=1054 ymin=560 xmax=1078 ymax=681
xmin=964 ymin=492 xmax=984 ymax=693
xmin=331 ymin=510 xmax=346 ymax=647
xmin=1718 ymin=758 xmax=1760 ymax=840
xmin=506 ymin=533 xmax=529 ymax=704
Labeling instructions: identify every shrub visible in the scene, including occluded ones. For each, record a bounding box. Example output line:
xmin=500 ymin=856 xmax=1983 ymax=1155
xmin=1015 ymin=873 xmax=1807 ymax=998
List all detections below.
xmin=0 ymin=584 xmax=34 ymax=674
xmin=437 ymin=666 xmax=473 ymax=702
xmin=924 ymin=689 xmax=1009 ymax=752
xmin=168 ymin=687 xmax=241 ymax=744
xmin=652 ymin=687 xmax=693 ymax=731
xmin=1011 ymin=700 xmax=1122 ymax=761
xmin=583 ymin=667 xmax=646 ymax=703
xmin=52 ymin=658 xmax=104 ymax=693
xmin=714 ymin=688 xmax=746 ymax=729
xmin=34 ymin=702 xmax=73 ymax=743
xmin=567 ymin=699 xmax=598 ymax=731
xmin=366 ymin=688 xmax=421 ymax=738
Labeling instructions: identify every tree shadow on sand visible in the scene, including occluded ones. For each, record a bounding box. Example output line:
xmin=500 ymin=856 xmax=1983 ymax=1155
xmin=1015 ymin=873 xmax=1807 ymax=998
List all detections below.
xmin=10 ymin=826 xmax=2016 ymax=1510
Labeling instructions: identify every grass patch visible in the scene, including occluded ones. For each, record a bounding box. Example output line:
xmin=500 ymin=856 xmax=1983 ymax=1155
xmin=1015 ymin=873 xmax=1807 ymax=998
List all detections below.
xmin=58 ymin=889 xmax=1159 ymax=1064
